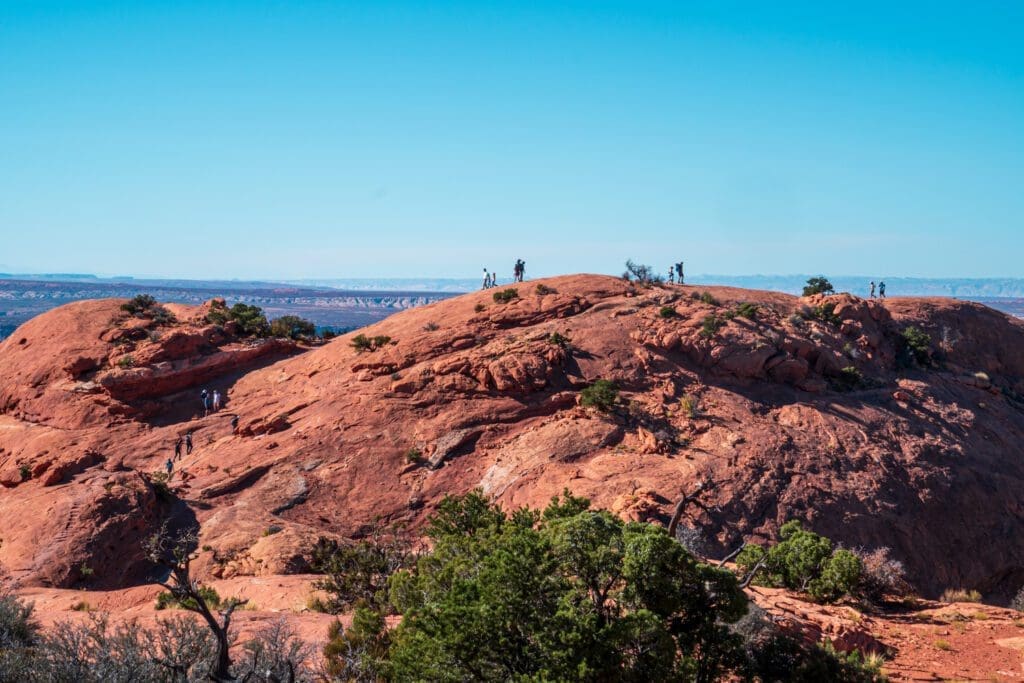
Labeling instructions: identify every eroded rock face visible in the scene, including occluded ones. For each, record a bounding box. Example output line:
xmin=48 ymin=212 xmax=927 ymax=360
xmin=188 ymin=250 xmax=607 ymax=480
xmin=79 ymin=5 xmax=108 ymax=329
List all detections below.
xmin=1 ymin=275 xmax=1024 ymax=601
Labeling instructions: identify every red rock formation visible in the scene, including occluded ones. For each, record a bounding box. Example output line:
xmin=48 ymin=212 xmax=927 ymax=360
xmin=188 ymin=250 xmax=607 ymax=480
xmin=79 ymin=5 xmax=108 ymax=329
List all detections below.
xmin=2 ymin=275 xmax=1024 ymax=606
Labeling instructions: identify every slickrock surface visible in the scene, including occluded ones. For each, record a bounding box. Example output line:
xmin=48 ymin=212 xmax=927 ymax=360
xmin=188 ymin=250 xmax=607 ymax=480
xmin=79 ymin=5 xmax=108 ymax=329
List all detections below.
xmin=3 ymin=274 xmax=1024 ymax=676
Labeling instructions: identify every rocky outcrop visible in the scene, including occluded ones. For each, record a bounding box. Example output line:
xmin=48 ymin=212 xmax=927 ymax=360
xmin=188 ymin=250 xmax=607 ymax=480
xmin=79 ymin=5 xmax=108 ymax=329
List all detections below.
xmin=1 ymin=275 xmax=1024 ymax=604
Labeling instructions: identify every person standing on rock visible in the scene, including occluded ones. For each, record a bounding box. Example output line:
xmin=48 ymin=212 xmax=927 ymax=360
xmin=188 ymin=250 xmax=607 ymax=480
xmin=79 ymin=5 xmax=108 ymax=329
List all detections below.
xmin=185 ymin=431 xmax=193 ymax=455
xmin=675 ymin=262 xmax=684 ymax=284
xmin=870 ymin=281 xmax=876 ymax=298
xmin=879 ymin=281 xmax=886 ymax=298
xmin=165 ymin=458 xmax=173 ymax=476
xmin=482 ymin=269 xmax=490 ymax=290
xmin=667 ymin=267 xmax=675 ymax=284
xmin=212 ymin=390 xmax=221 ymax=412
xmin=173 ymin=438 xmax=183 ymax=461
xmin=520 ymin=259 xmax=526 ymax=281
xmin=201 ymin=389 xmax=210 ymax=416
xmin=490 ymin=272 xmax=497 ymax=288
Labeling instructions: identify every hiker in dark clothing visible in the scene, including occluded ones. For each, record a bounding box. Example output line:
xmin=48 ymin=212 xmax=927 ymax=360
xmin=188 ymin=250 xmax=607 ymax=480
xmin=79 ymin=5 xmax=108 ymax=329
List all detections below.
xmin=675 ymin=262 xmax=684 ymax=284
xmin=519 ymin=259 xmax=526 ymax=281
xmin=174 ymin=438 xmax=183 ymax=461
xmin=185 ymin=431 xmax=193 ymax=455
xmin=165 ymin=458 xmax=173 ymax=475
xmin=201 ymin=389 xmax=210 ymax=416
xmin=231 ymin=415 xmax=239 ymax=433
xmin=879 ymin=281 xmax=886 ymax=298
xmin=869 ymin=281 xmax=876 ymax=298
xmin=667 ymin=267 xmax=674 ymax=284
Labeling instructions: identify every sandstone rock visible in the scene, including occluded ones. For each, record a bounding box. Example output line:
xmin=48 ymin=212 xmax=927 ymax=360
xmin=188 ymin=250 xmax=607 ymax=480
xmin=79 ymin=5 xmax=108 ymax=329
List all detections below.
xmin=2 ymin=274 xmax=1024 ymax=604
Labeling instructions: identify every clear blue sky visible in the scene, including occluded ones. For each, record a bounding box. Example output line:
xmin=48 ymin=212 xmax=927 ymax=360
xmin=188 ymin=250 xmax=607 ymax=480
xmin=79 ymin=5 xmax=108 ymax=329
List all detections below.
xmin=1 ymin=1 xmax=1021 ymax=279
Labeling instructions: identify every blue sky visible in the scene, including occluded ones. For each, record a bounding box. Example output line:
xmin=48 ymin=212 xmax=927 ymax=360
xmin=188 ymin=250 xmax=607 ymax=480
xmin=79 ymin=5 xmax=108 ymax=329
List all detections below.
xmin=1 ymin=1 xmax=1021 ymax=279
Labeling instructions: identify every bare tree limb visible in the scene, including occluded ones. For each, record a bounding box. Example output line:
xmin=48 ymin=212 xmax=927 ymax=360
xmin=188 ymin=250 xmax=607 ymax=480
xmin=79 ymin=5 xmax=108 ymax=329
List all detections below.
xmin=739 ymin=556 xmax=768 ymax=590
xmin=716 ymin=544 xmax=745 ymax=569
xmin=667 ymin=478 xmax=716 ymax=538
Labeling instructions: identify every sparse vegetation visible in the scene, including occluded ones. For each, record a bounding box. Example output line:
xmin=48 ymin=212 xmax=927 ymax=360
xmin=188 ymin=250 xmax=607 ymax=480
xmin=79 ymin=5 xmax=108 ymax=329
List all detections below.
xmin=855 ymin=547 xmax=911 ymax=602
xmin=269 ymin=315 xmax=316 ymax=340
xmin=803 ymin=302 xmax=841 ymax=325
xmin=933 ymin=639 xmax=952 ymax=651
xmin=834 ymin=365 xmax=865 ymax=391
xmin=803 ymin=276 xmax=836 ymax=297
xmin=900 ymin=326 xmax=933 ymax=367
xmin=0 ymin=587 xmax=310 ymax=681
xmin=206 ymin=301 xmax=271 ymax=337
xmin=116 ymin=355 xmax=135 ymax=369
xmin=77 ymin=563 xmax=94 ymax=579
xmin=680 ymin=394 xmax=699 ymax=418
xmin=120 ymin=294 xmax=176 ymax=326
xmin=18 ymin=464 xmax=31 ymax=481
xmin=492 ymin=288 xmax=520 ymax=303
xmin=547 ymin=331 xmax=570 ymax=347
xmin=1011 ymin=586 xmax=1024 ymax=612
xmin=699 ymin=290 xmax=719 ymax=306
xmin=350 ymin=334 xmax=392 ymax=352
xmin=535 ymin=283 xmax=556 ymax=295
xmin=658 ymin=305 xmax=677 ymax=318
xmin=147 ymin=470 xmax=173 ymax=501
xmin=700 ymin=313 xmax=725 ymax=338
xmin=405 ymin=447 xmax=422 ymax=464
xmin=940 ymin=588 xmax=982 ymax=603
xmin=580 ymin=379 xmax=618 ymax=411
xmin=422 ymin=322 xmax=439 ymax=331
xmin=737 ymin=520 xmax=863 ymax=603
xmin=474 ymin=302 xmax=486 ymax=313
xmin=734 ymin=302 xmax=759 ymax=320
xmin=623 ymin=259 xmax=663 ymax=285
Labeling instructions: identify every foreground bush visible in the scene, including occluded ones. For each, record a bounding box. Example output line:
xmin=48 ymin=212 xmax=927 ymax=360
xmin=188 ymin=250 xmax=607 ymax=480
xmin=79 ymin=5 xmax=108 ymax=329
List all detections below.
xmin=737 ymin=520 xmax=863 ymax=603
xmin=316 ymin=492 xmax=887 ymax=682
xmin=382 ymin=491 xmax=748 ymax=681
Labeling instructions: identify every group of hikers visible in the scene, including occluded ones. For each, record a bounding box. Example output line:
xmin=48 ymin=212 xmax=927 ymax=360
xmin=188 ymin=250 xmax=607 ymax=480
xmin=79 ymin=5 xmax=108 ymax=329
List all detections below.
xmin=481 ymin=259 xmax=528 ymax=289
xmin=164 ymin=389 xmax=241 ymax=476
xmin=667 ymin=262 xmax=684 ymax=284
xmin=869 ymin=281 xmax=887 ymax=298
xmin=200 ymin=388 xmax=223 ymax=416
